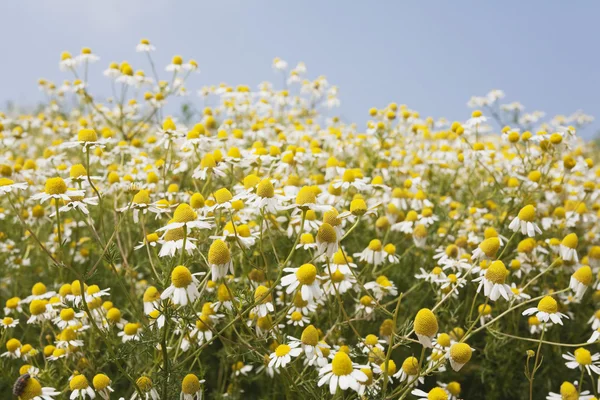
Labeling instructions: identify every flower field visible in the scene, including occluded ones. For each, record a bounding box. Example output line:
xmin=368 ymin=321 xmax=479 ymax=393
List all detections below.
xmin=1 ymin=40 xmax=600 ymax=400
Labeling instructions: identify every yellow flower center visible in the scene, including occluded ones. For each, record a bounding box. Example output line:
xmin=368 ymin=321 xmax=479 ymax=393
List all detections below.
xmin=182 ymin=374 xmax=201 ymax=394
xmin=256 ymin=179 xmax=275 ymax=198
xmin=77 ymin=129 xmax=97 ymax=142
xmin=133 ymin=189 xmax=151 ymax=204
xmin=517 ymin=205 xmax=536 ymax=222
xmin=171 ymin=265 xmax=193 ymax=288
xmin=437 ymin=333 xmax=451 ymax=347
xmin=296 ymin=186 xmax=316 ymax=205
xmin=164 ymin=226 xmax=185 ymax=241
xmin=275 ymin=344 xmax=291 ymax=357
xmin=6 ymin=338 xmax=21 ymax=352
xmin=301 ymin=233 xmax=315 ymax=245
xmin=136 ymin=377 xmax=153 ymax=391
xmin=217 ymin=284 xmax=232 ymax=302
xmin=31 ymin=282 xmax=47 ymax=296
xmin=368 ymin=239 xmax=382 ymax=251
xmin=402 ymin=356 xmax=419 ymax=375
xmin=195 ymin=315 xmax=212 ymax=331
xmin=537 ymin=296 xmax=558 ymax=314
xmin=208 ymin=239 xmax=231 ymax=265
xmin=214 ymin=188 xmax=233 ymax=204
xmin=574 ymin=348 xmax=592 ymax=365
xmin=107 ymin=308 xmax=121 ymax=323
xmin=350 ymin=198 xmax=367 ymax=215
xmin=360 ymin=368 xmax=373 ymax=385
xmin=190 ymin=193 xmax=205 ymax=208
xmin=70 ymin=375 xmax=90 ymax=390
xmin=364 ymin=334 xmax=379 ymax=346
xmin=562 ymin=233 xmax=578 ymax=250
xmin=450 ymin=343 xmax=472 ymax=364
xmin=560 ymin=381 xmax=578 ymax=400
xmin=60 ymin=308 xmax=75 ymax=321
xmin=44 ymin=177 xmax=67 ymax=195
xmin=29 ymin=299 xmax=47 ymax=315
xmin=360 ymin=295 xmax=373 ymax=306
xmin=485 ymin=260 xmax=508 ymax=284
xmin=301 ymin=325 xmax=319 ymax=346
xmin=331 ymin=351 xmax=354 ymax=376
xmin=414 ymin=308 xmax=438 ymax=337
xmin=479 ymin=237 xmax=500 ymax=258
xmin=123 ymin=323 xmax=139 ymax=336
xmin=428 ymin=387 xmax=449 ymax=400
xmin=445 ymin=245 xmax=459 ymax=258
xmin=376 ymin=275 xmax=392 ymax=287
xmin=173 ymin=204 xmax=197 ymax=223
xmin=413 ymin=224 xmax=427 ymax=238
xmin=200 ymin=154 xmax=216 ymax=169
xmin=20 ymin=378 xmax=43 ymax=400
xmin=323 ymin=208 xmax=341 ymax=226
xmin=317 ymin=223 xmax=337 ymax=244
xmin=384 ymin=243 xmax=396 ymax=255
xmin=254 ymin=285 xmax=272 ymax=303
xmin=290 ymin=311 xmax=303 ymax=322
xmin=330 ymin=270 xmax=345 ymax=283
xmin=143 ymin=286 xmax=160 ymax=302
xmin=0 ymin=178 xmax=14 ymax=186
xmin=380 ymin=360 xmax=397 ymax=375
xmin=296 ymin=263 xmax=317 ymax=285
xmin=447 ymin=382 xmax=461 ymax=396
xmin=405 ymin=210 xmax=419 ymax=222
xmin=93 ymin=374 xmax=111 ymax=390
xmin=573 ymin=265 xmax=592 ymax=285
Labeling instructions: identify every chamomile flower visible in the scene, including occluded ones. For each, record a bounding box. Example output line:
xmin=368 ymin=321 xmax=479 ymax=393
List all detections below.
xmin=281 ymin=263 xmax=322 ymax=302
xmin=118 ymin=323 xmax=142 ymax=342
xmin=131 ymin=376 xmax=160 ymax=400
xmin=13 ymin=376 xmax=60 ymax=400
xmin=414 ymin=308 xmax=439 ymax=348
xmin=318 ymin=351 xmax=368 ymax=395
xmin=316 ymin=223 xmax=339 ymax=258
xmin=447 ymin=342 xmax=474 ymax=371
xmin=69 ymin=375 xmax=95 ymax=400
xmin=546 ymin=381 xmax=594 ymax=400
xmin=92 ymin=374 xmax=114 ymax=400
xmin=31 ymin=177 xmax=84 ymax=204
xmin=393 ymin=356 xmax=424 ymax=386
xmin=364 ymin=275 xmax=397 ymax=299
xmin=268 ymin=342 xmax=302 ymax=369
xmin=208 ymin=239 xmax=233 ymax=280
xmin=560 ymin=233 xmax=579 ymax=263
xmin=473 ymin=260 xmax=512 ymax=301
xmin=562 ymin=348 xmax=600 ymax=375
xmin=354 ymin=239 xmax=385 ymax=266
xmin=180 ymin=374 xmax=204 ymax=400
xmin=136 ymin=38 xmax=156 ymax=52
xmin=508 ymin=205 xmax=542 ymax=237
xmin=287 ymin=311 xmax=310 ymax=326
xmin=160 ymin=265 xmax=202 ymax=306
xmin=0 ymin=178 xmax=28 ymax=194
xmin=523 ymin=296 xmax=569 ymax=325
xmin=252 ymin=285 xmax=275 ymax=317
xmin=570 ymin=265 xmax=592 ymax=299
xmin=411 ymin=386 xmax=449 ymax=400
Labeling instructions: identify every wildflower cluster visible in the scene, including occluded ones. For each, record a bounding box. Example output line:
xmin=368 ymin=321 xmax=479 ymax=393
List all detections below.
xmin=0 ymin=41 xmax=599 ymax=400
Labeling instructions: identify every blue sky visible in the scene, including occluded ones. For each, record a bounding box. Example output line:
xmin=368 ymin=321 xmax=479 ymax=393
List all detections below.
xmin=1 ymin=1 xmax=598 ymax=137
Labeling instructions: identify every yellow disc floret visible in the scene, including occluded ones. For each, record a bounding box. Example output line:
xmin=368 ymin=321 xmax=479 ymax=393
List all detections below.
xmin=171 ymin=265 xmax=193 ymax=288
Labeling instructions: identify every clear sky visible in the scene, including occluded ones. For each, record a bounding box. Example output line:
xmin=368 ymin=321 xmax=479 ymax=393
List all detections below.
xmin=1 ymin=1 xmax=599 ymax=138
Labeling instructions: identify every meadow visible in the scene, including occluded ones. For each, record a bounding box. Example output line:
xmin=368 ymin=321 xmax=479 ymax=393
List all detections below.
xmin=0 ymin=40 xmax=599 ymax=400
